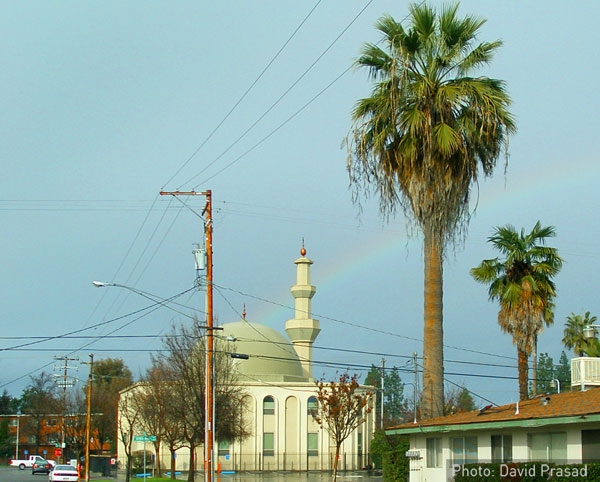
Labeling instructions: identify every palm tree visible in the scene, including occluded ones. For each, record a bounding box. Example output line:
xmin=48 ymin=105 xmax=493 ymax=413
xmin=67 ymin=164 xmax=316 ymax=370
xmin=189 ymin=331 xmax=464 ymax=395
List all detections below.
xmin=563 ymin=311 xmax=598 ymax=357
xmin=347 ymin=3 xmax=515 ymax=418
xmin=470 ymin=222 xmax=563 ymax=400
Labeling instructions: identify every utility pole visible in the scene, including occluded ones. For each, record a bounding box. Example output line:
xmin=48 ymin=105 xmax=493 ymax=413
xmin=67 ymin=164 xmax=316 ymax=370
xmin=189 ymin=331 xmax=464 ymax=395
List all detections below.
xmin=380 ymin=358 xmax=385 ymax=430
xmin=83 ymin=354 xmax=94 ymax=482
xmin=413 ymin=352 xmax=418 ymax=424
xmin=53 ymin=355 xmax=78 ymax=464
xmin=160 ymin=189 xmax=215 ymax=482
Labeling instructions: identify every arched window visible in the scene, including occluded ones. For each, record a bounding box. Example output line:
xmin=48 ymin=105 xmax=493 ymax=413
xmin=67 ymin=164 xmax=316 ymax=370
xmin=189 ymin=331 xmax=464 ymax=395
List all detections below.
xmin=263 ymin=396 xmax=275 ymax=415
xmin=307 ymin=396 xmax=318 ymax=416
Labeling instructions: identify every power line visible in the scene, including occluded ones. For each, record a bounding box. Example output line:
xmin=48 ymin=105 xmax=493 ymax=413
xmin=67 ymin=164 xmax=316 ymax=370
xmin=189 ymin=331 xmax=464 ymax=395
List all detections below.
xmin=183 ymin=1 xmax=375 ymax=188
xmin=162 ymin=0 xmax=324 ymax=189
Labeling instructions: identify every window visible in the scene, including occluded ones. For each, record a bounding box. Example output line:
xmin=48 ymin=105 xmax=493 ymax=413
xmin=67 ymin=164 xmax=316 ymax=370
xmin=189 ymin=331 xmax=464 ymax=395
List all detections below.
xmin=451 ymin=436 xmax=477 ymax=464
xmin=263 ymin=396 xmax=275 ymax=415
xmin=307 ymin=396 xmax=318 ymax=416
xmin=358 ymin=431 xmax=363 ymax=456
xmin=582 ymin=430 xmax=600 ymax=463
xmin=8 ymin=419 xmax=17 ymax=427
xmin=218 ymin=440 xmax=230 ymax=456
xmin=528 ymin=432 xmax=567 ymax=462
xmin=426 ymin=437 xmax=442 ymax=468
xmin=263 ymin=433 xmax=275 ymax=457
xmin=491 ymin=435 xmax=512 ymax=463
xmin=307 ymin=433 xmax=318 ymax=456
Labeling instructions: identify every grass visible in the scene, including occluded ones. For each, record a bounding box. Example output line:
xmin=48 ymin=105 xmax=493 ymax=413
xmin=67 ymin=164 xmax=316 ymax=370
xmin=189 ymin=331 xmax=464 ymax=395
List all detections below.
xmin=94 ymin=479 xmax=179 ymax=482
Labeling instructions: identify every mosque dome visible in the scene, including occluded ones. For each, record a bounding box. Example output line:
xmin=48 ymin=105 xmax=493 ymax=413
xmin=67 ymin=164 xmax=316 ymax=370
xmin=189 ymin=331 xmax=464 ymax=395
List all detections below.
xmin=218 ymin=320 xmax=308 ymax=383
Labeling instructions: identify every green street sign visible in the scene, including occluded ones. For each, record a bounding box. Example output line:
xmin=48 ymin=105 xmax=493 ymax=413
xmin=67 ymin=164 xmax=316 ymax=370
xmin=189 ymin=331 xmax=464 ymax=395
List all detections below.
xmin=133 ymin=435 xmax=156 ymax=442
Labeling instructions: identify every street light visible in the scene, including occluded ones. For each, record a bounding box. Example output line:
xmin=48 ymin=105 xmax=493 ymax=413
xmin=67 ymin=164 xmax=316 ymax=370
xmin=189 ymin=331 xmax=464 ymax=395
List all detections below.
xmin=583 ymin=324 xmax=600 ymax=340
xmin=14 ymin=411 xmax=21 ymax=460
xmin=92 ymin=281 xmax=196 ymax=320
xmin=550 ymin=379 xmax=561 ymax=393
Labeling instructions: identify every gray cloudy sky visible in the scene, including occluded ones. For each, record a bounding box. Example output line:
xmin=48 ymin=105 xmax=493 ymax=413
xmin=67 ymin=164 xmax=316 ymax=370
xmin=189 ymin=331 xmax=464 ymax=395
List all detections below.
xmin=1 ymin=1 xmax=599 ymax=407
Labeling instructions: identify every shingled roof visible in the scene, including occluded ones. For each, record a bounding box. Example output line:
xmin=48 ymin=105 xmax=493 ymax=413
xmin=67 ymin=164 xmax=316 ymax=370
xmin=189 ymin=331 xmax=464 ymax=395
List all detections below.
xmin=386 ymin=388 xmax=600 ymax=435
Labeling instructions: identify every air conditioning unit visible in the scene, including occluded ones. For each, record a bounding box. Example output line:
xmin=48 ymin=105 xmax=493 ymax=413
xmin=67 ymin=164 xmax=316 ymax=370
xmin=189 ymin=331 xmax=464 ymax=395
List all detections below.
xmin=571 ymin=357 xmax=600 ymax=389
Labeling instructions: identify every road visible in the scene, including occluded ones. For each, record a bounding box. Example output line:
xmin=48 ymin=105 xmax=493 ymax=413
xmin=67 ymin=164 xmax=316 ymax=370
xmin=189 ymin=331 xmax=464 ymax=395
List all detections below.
xmin=1 ymin=466 xmax=54 ymax=482
xmin=1 ymin=466 xmax=383 ymax=482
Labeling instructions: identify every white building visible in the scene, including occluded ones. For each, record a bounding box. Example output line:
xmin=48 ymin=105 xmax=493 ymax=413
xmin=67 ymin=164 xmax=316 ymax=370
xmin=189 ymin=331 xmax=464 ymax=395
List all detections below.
xmin=387 ymin=388 xmax=600 ymax=482
xmin=119 ymin=247 xmax=374 ymax=473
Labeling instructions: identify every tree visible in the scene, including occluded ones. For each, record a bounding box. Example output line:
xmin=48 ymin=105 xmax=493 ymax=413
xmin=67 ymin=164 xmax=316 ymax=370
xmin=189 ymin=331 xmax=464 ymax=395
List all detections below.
xmin=563 ymin=312 xmax=598 ymax=357
xmin=530 ymin=352 xmax=554 ymax=396
xmin=20 ymin=372 xmax=60 ymax=452
xmin=555 ymin=351 xmax=571 ymax=390
xmin=91 ymin=358 xmax=134 ymax=455
xmin=364 ymin=365 xmax=408 ymax=427
xmin=311 ymin=373 xmax=373 ymax=482
xmin=0 ymin=390 xmax=15 ymax=415
xmin=471 ymin=222 xmax=563 ymax=400
xmin=531 ymin=352 xmax=571 ymax=395
xmin=444 ymin=385 xmax=476 ymax=414
xmin=118 ymin=387 xmax=143 ymax=482
xmin=63 ymin=389 xmax=87 ymax=467
xmin=347 ymin=2 xmax=515 ymax=418
xmin=153 ymin=320 xmax=248 ymax=482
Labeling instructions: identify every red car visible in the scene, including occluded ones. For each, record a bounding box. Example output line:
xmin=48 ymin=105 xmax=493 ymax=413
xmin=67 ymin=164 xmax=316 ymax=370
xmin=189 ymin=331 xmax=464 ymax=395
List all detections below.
xmin=32 ymin=459 xmax=53 ymax=475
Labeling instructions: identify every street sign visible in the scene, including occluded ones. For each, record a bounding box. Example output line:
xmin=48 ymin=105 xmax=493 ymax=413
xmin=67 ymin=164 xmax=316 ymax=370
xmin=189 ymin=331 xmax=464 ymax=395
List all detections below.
xmin=134 ymin=435 xmax=156 ymax=442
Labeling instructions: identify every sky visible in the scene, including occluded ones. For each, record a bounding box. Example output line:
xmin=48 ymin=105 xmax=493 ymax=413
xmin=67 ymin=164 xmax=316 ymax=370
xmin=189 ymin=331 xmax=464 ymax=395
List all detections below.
xmin=1 ymin=0 xmax=599 ymax=409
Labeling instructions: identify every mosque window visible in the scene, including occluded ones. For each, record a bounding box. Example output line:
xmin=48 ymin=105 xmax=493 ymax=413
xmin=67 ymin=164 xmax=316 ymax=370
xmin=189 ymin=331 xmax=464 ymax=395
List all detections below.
xmin=307 ymin=432 xmax=318 ymax=456
xmin=263 ymin=432 xmax=275 ymax=456
xmin=263 ymin=396 xmax=275 ymax=415
xmin=218 ymin=440 xmax=230 ymax=456
xmin=307 ymin=396 xmax=318 ymax=416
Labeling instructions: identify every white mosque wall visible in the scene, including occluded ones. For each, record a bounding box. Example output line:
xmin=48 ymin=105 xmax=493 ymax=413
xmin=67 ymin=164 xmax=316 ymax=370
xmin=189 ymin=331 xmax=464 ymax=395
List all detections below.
xmin=119 ymin=381 xmax=374 ymax=473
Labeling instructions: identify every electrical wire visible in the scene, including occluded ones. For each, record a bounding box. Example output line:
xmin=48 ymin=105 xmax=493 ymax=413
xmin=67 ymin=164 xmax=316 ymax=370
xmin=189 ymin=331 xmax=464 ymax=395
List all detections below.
xmin=183 ymin=1 xmax=376 ymax=189
xmin=162 ymin=1 xmax=324 ymax=190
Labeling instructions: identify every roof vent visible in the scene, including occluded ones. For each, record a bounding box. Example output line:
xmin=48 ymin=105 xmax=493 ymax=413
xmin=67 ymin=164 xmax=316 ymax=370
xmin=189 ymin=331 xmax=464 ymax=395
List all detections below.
xmin=542 ymin=396 xmax=551 ymax=406
xmin=478 ymin=404 xmax=493 ymax=415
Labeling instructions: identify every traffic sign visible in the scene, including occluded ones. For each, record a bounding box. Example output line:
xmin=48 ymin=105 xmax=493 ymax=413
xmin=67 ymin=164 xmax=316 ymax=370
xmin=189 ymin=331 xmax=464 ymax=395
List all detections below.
xmin=134 ymin=435 xmax=156 ymax=442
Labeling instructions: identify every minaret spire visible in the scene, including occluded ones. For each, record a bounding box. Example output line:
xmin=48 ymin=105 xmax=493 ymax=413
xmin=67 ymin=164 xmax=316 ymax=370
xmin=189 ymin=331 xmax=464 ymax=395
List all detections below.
xmin=285 ymin=244 xmax=321 ymax=379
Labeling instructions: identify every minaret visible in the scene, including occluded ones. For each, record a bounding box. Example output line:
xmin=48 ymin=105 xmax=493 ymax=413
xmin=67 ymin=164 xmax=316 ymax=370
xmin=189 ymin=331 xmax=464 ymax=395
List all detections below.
xmin=285 ymin=245 xmax=320 ymax=379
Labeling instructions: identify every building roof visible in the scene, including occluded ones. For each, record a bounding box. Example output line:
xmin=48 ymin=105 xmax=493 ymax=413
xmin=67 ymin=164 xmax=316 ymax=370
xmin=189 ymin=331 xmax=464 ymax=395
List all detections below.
xmin=219 ymin=320 xmax=308 ymax=383
xmin=387 ymin=388 xmax=600 ymax=435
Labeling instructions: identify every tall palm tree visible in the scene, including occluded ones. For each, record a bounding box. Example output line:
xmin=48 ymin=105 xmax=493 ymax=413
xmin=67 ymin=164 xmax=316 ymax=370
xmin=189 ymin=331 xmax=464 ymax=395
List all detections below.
xmin=470 ymin=222 xmax=563 ymax=400
xmin=563 ymin=311 xmax=598 ymax=357
xmin=347 ymin=3 xmax=515 ymax=418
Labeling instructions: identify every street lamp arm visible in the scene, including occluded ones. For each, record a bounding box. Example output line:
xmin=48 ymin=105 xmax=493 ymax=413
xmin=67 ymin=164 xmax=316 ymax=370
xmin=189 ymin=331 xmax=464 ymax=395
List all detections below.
xmin=92 ymin=281 xmax=199 ymax=320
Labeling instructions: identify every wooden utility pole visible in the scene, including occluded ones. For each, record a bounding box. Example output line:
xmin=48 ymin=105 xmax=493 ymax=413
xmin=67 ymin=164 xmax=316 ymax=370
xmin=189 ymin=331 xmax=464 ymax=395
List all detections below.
xmin=160 ymin=189 xmax=215 ymax=482
xmin=84 ymin=354 xmax=94 ymax=482
xmin=53 ymin=355 xmax=78 ymax=464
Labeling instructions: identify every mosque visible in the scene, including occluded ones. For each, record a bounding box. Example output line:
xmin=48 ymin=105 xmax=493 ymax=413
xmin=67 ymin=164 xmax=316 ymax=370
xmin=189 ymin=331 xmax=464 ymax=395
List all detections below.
xmin=119 ymin=247 xmax=375 ymax=473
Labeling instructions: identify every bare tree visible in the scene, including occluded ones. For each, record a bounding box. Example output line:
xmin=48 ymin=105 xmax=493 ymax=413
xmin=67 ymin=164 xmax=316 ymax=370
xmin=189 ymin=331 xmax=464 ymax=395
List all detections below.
xmin=118 ymin=387 xmax=143 ymax=482
xmin=63 ymin=389 xmax=87 ymax=464
xmin=311 ymin=373 xmax=373 ymax=482
xmin=20 ymin=372 xmax=60 ymax=452
xmin=154 ymin=320 xmax=249 ymax=482
xmin=92 ymin=358 xmax=134 ymax=454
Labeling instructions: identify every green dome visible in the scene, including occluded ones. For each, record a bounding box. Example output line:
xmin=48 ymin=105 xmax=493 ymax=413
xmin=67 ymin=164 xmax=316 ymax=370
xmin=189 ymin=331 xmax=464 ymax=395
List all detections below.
xmin=219 ymin=321 xmax=307 ymax=382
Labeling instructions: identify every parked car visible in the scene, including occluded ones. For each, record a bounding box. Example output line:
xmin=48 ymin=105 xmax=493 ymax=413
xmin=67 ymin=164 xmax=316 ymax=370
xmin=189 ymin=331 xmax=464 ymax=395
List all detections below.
xmin=32 ymin=459 xmax=53 ymax=475
xmin=48 ymin=464 xmax=79 ymax=482
xmin=8 ymin=455 xmax=55 ymax=470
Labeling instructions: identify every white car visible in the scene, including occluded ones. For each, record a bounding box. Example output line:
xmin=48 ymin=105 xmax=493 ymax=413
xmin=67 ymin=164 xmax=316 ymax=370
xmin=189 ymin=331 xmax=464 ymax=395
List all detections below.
xmin=48 ymin=464 xmax=79 ymax=482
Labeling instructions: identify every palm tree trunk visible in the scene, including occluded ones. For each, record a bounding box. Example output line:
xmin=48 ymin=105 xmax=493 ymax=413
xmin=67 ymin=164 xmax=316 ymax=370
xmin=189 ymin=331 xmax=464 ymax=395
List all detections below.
xmin=531 ymin=335 xmax=537 ymax=397
xmin=518 ymin=348 xmax=529 ymax=400
xmin=422 ymin=227 xmax=444 ymax=419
